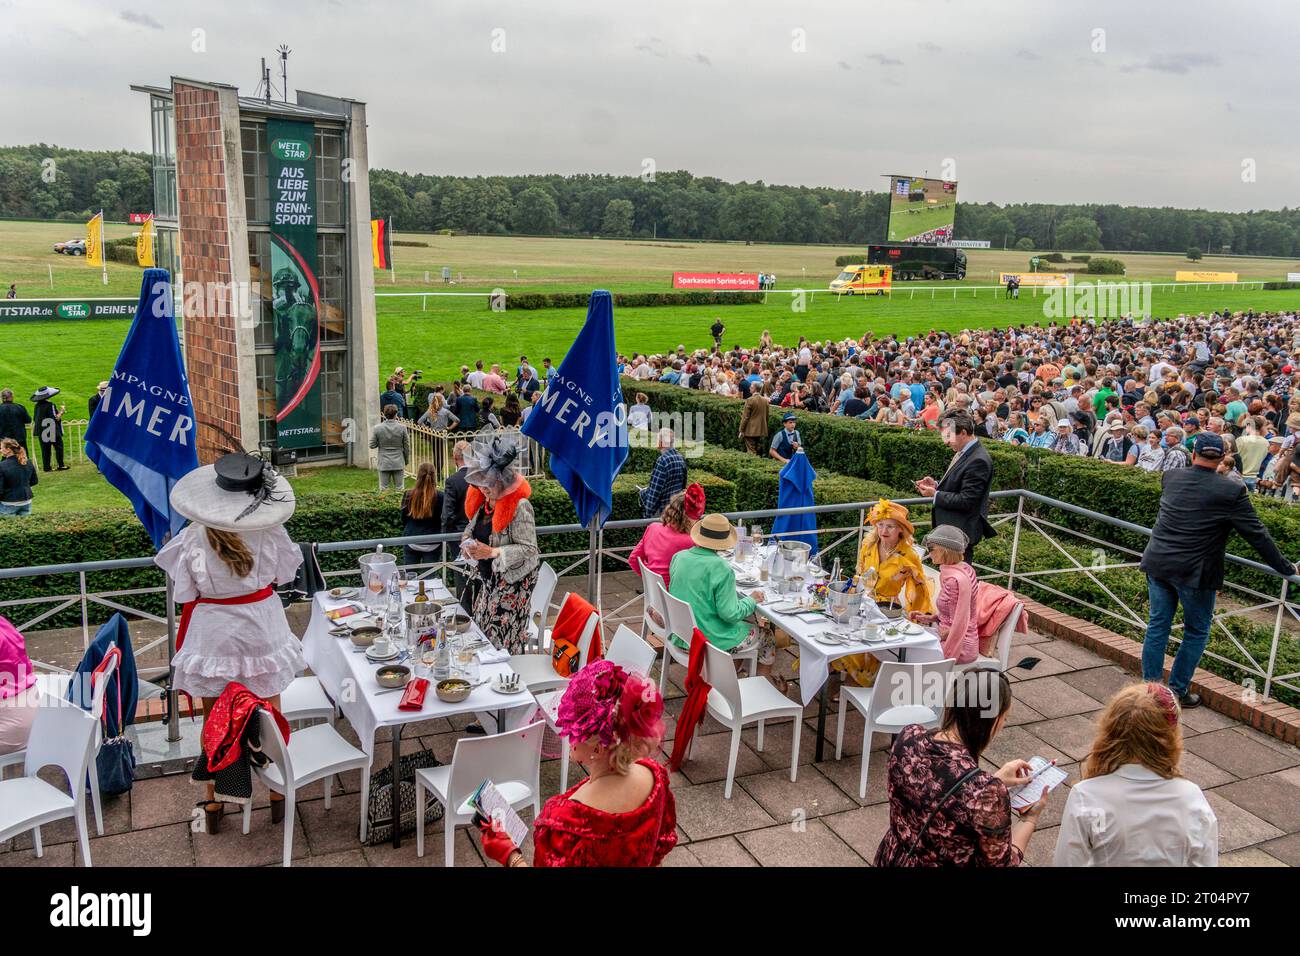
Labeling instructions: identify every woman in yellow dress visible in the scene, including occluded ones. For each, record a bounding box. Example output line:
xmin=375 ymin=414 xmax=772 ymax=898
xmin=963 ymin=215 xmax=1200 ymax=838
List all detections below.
xmin=834 ymin=499 xmax=935 ymax=688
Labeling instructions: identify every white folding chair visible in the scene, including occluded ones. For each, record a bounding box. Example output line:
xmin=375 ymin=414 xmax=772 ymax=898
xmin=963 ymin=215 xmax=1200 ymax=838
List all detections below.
xmin=524 ymin=563 xmax=559 ymax=652
xmin=957 ymin=602 xmax=1023 ymax=674
xmin=606 ymin=624 xmax=657 ymax=677
xmin=0 ymin=674 xmax=70 ymax=781
xmin=244 ymin=708 xmax=372 ymax=867
xmin=508 ymin=592 xmax=599 ymax=696
xmin=639 ymin=565 xmax=671 ymax=649
xmin=702 ymin=642 xmax=802 ymax=799
xmin=835 ymin=658 xmax=954 ymax=799
xmin=0 ymin=700 xmax=97 ymax=866
xmin=415 ymin=720 xmax=545 ymax=866
xmin=279 ymin=674 xmax=336 ymax=728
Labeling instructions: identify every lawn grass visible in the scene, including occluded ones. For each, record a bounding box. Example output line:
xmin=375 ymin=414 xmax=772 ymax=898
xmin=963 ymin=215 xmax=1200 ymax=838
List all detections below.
xmin=24 ymin=457 xmax=389 ymax=514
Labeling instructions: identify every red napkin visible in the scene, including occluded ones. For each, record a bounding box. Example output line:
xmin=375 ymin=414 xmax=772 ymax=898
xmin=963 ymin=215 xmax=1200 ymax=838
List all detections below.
xmin=398 ymin=677 xmax=429 ymax=711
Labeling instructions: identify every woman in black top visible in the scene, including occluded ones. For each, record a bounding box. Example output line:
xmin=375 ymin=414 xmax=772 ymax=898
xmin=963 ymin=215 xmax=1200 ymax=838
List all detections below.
xmin=500 ymin=393 xmax=522 ymax=427
xmin=0 ymin=438 xmax=38 ymax=516
xmin=400 ymin=463 xmax=442 ymax=569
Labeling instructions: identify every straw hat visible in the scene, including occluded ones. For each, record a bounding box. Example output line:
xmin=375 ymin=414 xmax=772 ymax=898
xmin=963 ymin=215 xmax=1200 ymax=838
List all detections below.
xmin=690 ymin=513 xmax=737 ymax=551
xmin=169 ymin=451 xmax=295 ymax=532
xmin=866 ymin=499 xmax=914 ymax=538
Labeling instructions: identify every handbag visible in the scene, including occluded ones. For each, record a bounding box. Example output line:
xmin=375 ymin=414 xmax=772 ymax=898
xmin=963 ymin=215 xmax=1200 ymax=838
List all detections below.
xmin=896 ymin=767 xmax=980 ymax=866
xmin=94 ymin=650 xmax=136 ymax=797
xmin=364 ymin=749 xmax=445 ymax=846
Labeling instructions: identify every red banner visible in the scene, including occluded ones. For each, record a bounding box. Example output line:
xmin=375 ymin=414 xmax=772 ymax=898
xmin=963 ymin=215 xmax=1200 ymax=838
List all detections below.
xmin=672 ymin=272 xmax=759 ymax=291
xmin=127 ymin=213 xmax=152 ymax=224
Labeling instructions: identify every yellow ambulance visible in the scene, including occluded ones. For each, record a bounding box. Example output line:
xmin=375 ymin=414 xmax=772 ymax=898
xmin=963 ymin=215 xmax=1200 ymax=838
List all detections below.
xmin=829 ymin=264 xmax=892 ymax=296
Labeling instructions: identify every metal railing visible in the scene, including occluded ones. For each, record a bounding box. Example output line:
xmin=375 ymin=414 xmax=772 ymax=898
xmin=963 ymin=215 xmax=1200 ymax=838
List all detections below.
xmin=398 ymin=421 xmax=546 ymax=483
xmin=2 ymin=489 xmax=1297 ymax=734
xmin=22 ymin=419 xmax=89 ymax=464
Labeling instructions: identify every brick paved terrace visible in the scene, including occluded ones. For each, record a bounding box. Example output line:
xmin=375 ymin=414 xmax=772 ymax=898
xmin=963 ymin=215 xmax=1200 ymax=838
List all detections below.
xmin=5 ymin=574 xmax=1299 ymax=868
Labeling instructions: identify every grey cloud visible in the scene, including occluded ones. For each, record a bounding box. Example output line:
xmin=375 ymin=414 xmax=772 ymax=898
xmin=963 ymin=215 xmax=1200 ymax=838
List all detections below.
xmin=1015 ymin=48 xmax=1040 ymax=60
xmin=120 ymin=10 xmax=163 ymax=30
xmin=634 ymin=37 xmax=668 ymax=58
xmin=918 ymin=41 xmax=941 ymax=53
xmin=1122 ymin=52 xmax=1220 ymax=75
xmin=837 ymin=60 xmax=851 ymax=71
xmin=693 ymin=52 xmax=711 ymax=67
xmin=867 ymin=53 xmax=903 ymax=67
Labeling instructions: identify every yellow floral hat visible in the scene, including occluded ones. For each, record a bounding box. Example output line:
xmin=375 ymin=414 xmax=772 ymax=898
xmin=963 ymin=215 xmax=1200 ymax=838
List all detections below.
xmin=866 ymin=499 xmax=915 ymax=539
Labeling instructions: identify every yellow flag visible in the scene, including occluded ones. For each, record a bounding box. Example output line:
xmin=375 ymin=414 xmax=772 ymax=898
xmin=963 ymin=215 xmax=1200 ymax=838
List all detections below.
xmin=85 ymin=211 xmax=104 ymax=267
xmin=136 ymin=216 xmax=155 ymax=267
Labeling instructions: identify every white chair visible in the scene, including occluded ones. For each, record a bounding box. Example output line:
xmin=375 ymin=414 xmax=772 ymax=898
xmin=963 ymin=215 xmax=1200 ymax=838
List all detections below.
xmin=957 ymin=602 xmax=1023 ymax=674
xmin=524 ymin=563 xmax=559 ymax=652
xmin=508 ymin=592 xmax=599 ymax=697
xmin=243 ymin=709 xmax=372 ymax=867
xmin=702 ymin=642 xmax=802 ymax=799
xmin=661 ymin=590 xmax=757 ymax=691
xmin=0 ymin=700 xmax=98 ymax=866
xmin=415 ymin=720 xmax=545 ymax=866
xmin=835 ymin=658 xmax=954 ymax=800
xmin=279 ymin=674 xmax=336 ymax=727
xmin=639 ymin=565 xmax=671 ymax=650
xmin=606 ymin=624 xmax=657 ymax=677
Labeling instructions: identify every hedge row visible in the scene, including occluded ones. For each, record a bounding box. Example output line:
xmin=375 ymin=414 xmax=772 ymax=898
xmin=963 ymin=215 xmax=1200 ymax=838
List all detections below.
xmin=1263 ymin=281 xmax=1300 ymax=290
xmin=505 ymin=291 xmax=752 ymax=310
xmin=627 ymin=379 xmax=1300 ymax=596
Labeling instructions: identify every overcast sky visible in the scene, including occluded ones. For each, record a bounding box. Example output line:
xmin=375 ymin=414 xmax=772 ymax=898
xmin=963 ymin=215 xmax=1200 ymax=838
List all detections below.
xmin=1 ymin=0 xmax=1297 ymax=211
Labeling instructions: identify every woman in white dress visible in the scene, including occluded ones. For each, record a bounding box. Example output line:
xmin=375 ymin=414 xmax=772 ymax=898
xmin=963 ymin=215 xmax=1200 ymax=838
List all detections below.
xmin=1054 ymin=683 xmax=1217 ymax=866
xmin=155 ymin=451 xmax=304 ymax=829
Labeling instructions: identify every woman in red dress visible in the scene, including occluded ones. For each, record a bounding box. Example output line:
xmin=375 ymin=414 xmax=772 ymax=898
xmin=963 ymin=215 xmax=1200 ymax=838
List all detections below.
xmin=478 ymin=660 xmax=677 ymax=867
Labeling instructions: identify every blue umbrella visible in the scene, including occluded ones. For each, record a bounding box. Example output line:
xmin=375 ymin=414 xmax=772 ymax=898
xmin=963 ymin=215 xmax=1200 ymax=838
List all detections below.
xmin=771 ymin=450 xmax=818 ymax=554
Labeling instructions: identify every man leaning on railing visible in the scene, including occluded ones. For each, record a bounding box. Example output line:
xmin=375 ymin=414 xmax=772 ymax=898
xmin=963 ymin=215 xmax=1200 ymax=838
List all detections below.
xmin=1139 ymin=432 xmax=1299 ymax=708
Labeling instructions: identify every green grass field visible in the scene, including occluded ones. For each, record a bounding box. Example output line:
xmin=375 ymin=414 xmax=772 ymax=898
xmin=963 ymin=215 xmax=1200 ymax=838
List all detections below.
xmin=887 ymin=199 xmax=956 ymax=243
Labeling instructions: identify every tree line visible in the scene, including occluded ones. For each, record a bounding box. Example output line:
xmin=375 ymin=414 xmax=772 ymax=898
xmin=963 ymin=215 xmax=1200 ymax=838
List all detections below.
xmin=1 ymin=145 xmax=1297 ymax=257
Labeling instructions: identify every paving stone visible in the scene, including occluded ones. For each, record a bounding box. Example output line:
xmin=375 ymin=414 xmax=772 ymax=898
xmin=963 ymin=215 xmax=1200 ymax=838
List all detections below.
xmin=736 ymin=818 xmax=865 ymax=867
xmin=672 ymin=780 xmax=774 ymax=841
xmin=1211 ymin=774 xmax=1300 ymax=833
xmin=736 ymin=765 xmax=856 ymax=822
xmin=1003 ymin=701 xmax=1047 ymax=727
xmin=131 ymin=772 xmax=210 ymax=830
xmin=361 ymin=826 xmax=485 ymax=867
xmin=1008 ymin=647 xmax=1075 ymax=678
xmin=300 ymin=848 xmax=369 ymax=867
xmin=821 ymin=803 xmax=892 ymax=862
xmin=192 ymin=806 xmax=310 ymax=866
xmin=981 ymin=724 xmax=1069 ymax=769
xmin=1178 ymin=705 xmax=1242 ymax=734
xmin=1201 ymin=790 xmax=1285 ymax=852
xmin=83 ymin=822 xmax=192 ymax=867
xmin=1026 ymin=714 xmax=1100 ymax=761
xmin=1057 ymin=666 xmax=1139 ymax=707
xmin=299 ymin=791 xmax=368 ymax=856
xmin=1011 ymin=675 xmax=1106 ymax=719
xmin=1178 ymin=752 xmax=1238 ymax=790
xmin=1219 ymin=847 xmax=1286 ymax=867
xmin=1036 ymin=641 xmax=1110 ymax=670
xmin=815 ymin=747 xmax=892 ymax=805
xmin=674 ymin=732 xmax=767 ymax=786
xmin=1258 ymin=832 xmax=1300 ymax=867
xmin=659 ymin=843 xmax=702 ymax=866
xmin=0 ymin=841 xmax=76 ymax=866
xmin=742 ymin=719 xmax=815 ymax=770
xmin=1021 ymin=826 xmax=1060 ymax=867
xmin=682 ymin=835 xmax=760 ymax=866
xmin=1185 ymin=729 xmax=1300 ymax=779
xmin=1011 ymin=630 xmax=1052 ymax=647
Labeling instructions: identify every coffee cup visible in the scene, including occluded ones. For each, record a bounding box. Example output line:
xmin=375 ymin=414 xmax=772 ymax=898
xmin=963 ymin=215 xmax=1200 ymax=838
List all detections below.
xmin=371 ymin=638 xmax=394 ymax=657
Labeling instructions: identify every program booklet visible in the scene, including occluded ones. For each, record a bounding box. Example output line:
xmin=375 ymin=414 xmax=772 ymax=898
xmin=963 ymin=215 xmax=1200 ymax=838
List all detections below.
xmin=471 ymin=779 xmax=529 ymax=848
xmin=1009 ymin=756 xmax=1068 ymax=811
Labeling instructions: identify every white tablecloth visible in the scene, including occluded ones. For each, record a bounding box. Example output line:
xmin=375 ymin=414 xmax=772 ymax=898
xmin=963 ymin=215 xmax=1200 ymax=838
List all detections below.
xmin=731 ymin=552 xmax=943 ymax=705
xmin=301 ymin=581 xmax=530 ymax=756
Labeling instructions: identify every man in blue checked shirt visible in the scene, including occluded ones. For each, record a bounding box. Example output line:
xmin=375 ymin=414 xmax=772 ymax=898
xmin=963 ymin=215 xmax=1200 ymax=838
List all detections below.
xmin=640 ymin=427 xmax=687 ymax=518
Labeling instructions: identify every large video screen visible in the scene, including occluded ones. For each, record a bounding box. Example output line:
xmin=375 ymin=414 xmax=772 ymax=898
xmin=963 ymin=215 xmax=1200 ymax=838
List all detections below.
xmin=886 ymin=175 xmax=958 ymax=245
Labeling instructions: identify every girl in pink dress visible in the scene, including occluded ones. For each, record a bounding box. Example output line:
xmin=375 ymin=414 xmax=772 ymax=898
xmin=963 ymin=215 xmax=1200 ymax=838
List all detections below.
xmin=911 ymin=525 xmax=980 ymax=665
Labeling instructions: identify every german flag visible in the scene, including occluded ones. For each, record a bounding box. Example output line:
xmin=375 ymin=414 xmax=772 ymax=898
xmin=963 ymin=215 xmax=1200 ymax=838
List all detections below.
xmin=370 ymin=217 xmax=392 ymax=270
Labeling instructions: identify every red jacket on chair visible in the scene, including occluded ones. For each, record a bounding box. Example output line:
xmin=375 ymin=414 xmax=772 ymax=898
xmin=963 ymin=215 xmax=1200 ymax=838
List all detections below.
xmin=668 ymin=628 xmax=713 ymax=772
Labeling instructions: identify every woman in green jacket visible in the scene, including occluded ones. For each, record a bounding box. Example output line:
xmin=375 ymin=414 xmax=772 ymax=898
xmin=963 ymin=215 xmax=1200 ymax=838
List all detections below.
xmin=668 ymin=513 xmax=781 ymax=688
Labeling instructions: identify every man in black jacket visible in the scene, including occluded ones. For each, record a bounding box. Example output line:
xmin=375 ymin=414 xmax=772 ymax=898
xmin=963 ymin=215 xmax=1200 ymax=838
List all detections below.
xmin=914 ymin=409 xmax=997 ymax=562
xmin=0 ymin=389 xmax=31 ymax=453
xmin=441 ymin=440 xmax=472 ymax=600
xmin=1140 ymin=432 xmax=1297 ymax=707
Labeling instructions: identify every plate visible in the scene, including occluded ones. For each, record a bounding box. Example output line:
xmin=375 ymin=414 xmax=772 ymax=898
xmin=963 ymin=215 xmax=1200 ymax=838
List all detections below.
xmin=766 ymin=602 xmax=802 ymax=614
xmin=814 ymin=633 xmax=847 ymax=646
xmin=491 ymin=679 xmax=528 ymax=695
xmin=894 ymin=622 xmax=925 ymax=636
xmin=365 ymin=646 xmax=400 ymax=662
xmin=328 ymin=587 xmax=358 ymax=600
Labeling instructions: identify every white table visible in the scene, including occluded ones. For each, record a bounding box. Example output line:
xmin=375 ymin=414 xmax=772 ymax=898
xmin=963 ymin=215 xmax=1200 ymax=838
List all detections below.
xmin=731 ymin=552 xmax=943 ymax=761
xmin=301 ymin=579 xmax=533 ymax=847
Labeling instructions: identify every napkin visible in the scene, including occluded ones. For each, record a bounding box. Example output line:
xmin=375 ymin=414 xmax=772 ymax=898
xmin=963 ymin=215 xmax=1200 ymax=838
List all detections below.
xmin=476 ymin=645 xmax=510 ymax=665
xmin=398 ymin=677 xmax=430 ymax=711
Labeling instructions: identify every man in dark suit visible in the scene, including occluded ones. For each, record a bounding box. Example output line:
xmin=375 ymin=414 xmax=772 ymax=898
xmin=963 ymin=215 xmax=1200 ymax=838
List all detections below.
xmin=1140 ymin=432 xmax=1296 ymax=707
xmin=0 ymin=389 xmax=31 ymax=453
xmin=914 ymin=409 xmax=996 ymax=562
xmin=441 ymin=439 xmax=473 ymax=601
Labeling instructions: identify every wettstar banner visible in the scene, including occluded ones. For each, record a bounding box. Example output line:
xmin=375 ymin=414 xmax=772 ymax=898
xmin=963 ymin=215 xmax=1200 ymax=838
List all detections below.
xmin=267 ymin=118 xmax=322 ymax=450
xmin=672 ymin=272 xmax=759 ymax=291
xmin=0 ymin=299 xmax=137 ymax=322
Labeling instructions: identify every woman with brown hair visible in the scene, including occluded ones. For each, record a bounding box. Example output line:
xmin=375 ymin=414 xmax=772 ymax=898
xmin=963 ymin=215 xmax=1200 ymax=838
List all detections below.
xmin=155 ymin=452 xmax=304 ymax=831
xmin=401 ymin=462 xmax=443 ymax=569
xmin=0 ymin=437 xmax=38 ymax=516
xmin=1054 ymin=683 xmax=1217 ymax=866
